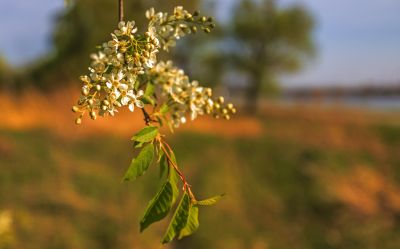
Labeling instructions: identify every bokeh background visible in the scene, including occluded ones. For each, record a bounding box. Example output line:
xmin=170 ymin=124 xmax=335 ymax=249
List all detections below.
xmin=1 ymin=0 xmax=400 ymax=248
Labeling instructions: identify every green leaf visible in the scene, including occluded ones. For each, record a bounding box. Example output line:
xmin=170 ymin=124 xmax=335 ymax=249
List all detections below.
xmin=160 ymin=103 xmax=169 ymax=115
xmin=178 ymin=205 xmax=199 ymax=239
xmin=141 ymin=95 xmax=155 ymax=106
xmin=145 ymin=82 xmax=155 ymax=96
xmin=141 ymin=83 xmax=156 ymax=106
xmin=123 ymin=143 xmax=154 ymax=181
xmin=169 ymin=168 xmax=180 ymax=204
xmin=133 ymin=141 xmax=144 ymax=148
xmin=196 ymin=194 xmax=225 ymax=206
xmin=162 ymin=193 xmax=191 ymax=244
xmin=140 ymin=181 xmax=174 ymax=232
xmin=159 ymin=153 xmax=168 ymax=180
xmin=131 ymin=126 xmax=158 ymax=143
xmin=160 ymin=154 xmax=180 ymax=203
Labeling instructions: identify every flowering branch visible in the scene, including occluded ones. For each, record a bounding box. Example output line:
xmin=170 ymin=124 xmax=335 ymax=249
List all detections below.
xmin=72 ymin=6 xmax=235 ymax=244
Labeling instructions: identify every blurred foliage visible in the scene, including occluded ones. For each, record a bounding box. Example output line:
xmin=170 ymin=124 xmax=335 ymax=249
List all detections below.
xmin=0 ymin=0 xmax=315 ymax=101
xmin=0 ymin=55 xmax=15 ymax=90
xmin=229 ymin=0 xmax=315 ymax=110
xmin=1 ymin=108 xmax=400 ymax=248
xmin=27 ymin=0 xmax=200 ymax=90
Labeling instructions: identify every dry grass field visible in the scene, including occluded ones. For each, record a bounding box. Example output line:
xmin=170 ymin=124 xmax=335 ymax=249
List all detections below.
xmin=1 ymin=90 xmax=400 ymax=249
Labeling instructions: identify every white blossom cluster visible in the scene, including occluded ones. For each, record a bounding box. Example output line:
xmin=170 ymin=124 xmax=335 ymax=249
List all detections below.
xmin=150 ymin=61 xmax=236 ymax=127
xmin=72 ymin=6 xmax=233 ymax=127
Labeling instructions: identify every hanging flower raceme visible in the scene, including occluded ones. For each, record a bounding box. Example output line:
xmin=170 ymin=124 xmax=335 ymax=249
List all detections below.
xmin=72 ymin=6 xmax=236 ymax=244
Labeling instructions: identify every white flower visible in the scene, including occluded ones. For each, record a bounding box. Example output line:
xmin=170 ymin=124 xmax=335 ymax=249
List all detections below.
xmin=145 ymin=8 xmax=155 ymax=19
xmin=114 ymin=21 xmax=138 ymax=36
xmin=121 ymin=90 xmax=144 ymax=112
xmin=107 ymin=34 xmax=120 ymax=52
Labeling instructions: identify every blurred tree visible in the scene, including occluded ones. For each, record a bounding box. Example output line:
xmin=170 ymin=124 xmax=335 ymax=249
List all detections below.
xmin=0 ymin=54 xmax=15 ymax=90
xmin=228 ymin=0 xmax=315 ymax=112
xmin=29 ymin=0 xmax=200 ymax=89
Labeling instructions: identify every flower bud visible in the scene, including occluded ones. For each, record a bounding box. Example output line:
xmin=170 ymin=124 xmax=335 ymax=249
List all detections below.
xmin=72 ymin=106 xmax=79 ymax=113
xmin=102 ymin=100 xmax=110 ymax=106
xmin=96 ymin=85 xmax=101 ymax=91
xmin=191 ymin=26 xmax=197 ymax=33
xmin=88 ymin=99 xmax=94 ymax=106
xmin=193 ymin=11 xmax=200 ymax=16
xmin=217 ymin=96 xmax=224 ymax=104
xmin=75 ymin=117 xmax=82 ymax=125
xmin=90 ymin=111 xmax=97 ymax=120
xmin=231 ymin=107 xmax=237 ymax=114
xmin=227 ymin=103 xmax=234 ymax=110
xmin=203 ymin=28 xmax=211 ymax=33
xmin=82 ymin=87 xmax=89 ymax=96
xmin=201 ymin=16 xmax=207 ymax=22
xmin=223 ymin=114 xmax=231 ymax=120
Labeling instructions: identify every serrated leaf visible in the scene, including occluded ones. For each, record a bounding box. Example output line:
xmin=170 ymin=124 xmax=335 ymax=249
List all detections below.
xmin=140 ymin=181 xmax=174 ymax=232
xmin=123 ymin=143 xmax=154 ymax=181
xmin=196 ymin=194 xmax=225 ymax=206
xmin=162 ymin=193 xmax=191 ymax=244
xmin=178 ymin=205 xmax=199 ymax=239
xmin=131 ymin=126 xmax=158 ymax=143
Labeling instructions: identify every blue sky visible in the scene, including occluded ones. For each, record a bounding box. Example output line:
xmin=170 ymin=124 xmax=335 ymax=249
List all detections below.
xmin=0 ymin=0 xmax=399 ymax=87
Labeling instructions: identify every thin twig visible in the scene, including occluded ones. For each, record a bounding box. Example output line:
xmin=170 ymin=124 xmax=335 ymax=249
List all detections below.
xmin=118 ymin=0 xmax=124 ymax=22
xmin=141 ymin=108 xmax=152 ymax=125
xmin=158 ymin=138 xmax=196 ymax=201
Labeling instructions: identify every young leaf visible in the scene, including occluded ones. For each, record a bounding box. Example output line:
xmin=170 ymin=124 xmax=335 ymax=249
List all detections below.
xmin=140 ymin=181 xmax=174 ymax=232
xmin=178 ymin=205 xmax=199 ymax=239
xmin=131 ymin=126 xmax=158 ymax=143
xmin=160 ymin=103 xmax=169 ymax=115
xmin=196 ymin=194 xmax=225 ymax=206
xmin=161 ymin=193 xmax=191 ymax=244
xmin=141 ymin=95 xmax=155 ymax=106
xmin=142 ymin=83 xmax=156 ymax=106
xmin=145 ymin=82 xmax=155 ymax=96
xmin=123 ymin=143 xmax=155 ymax=181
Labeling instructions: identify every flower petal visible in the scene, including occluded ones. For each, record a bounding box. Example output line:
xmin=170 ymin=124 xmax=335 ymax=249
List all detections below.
xmin=129 ymin=103 xmax=135 ymax=112
xmin=135 ymin=100 xmax=144 ymax=108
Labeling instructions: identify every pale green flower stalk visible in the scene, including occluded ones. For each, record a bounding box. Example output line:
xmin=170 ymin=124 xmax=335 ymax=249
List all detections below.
xmin=72 ymin=6 xmax=235 ymax=244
